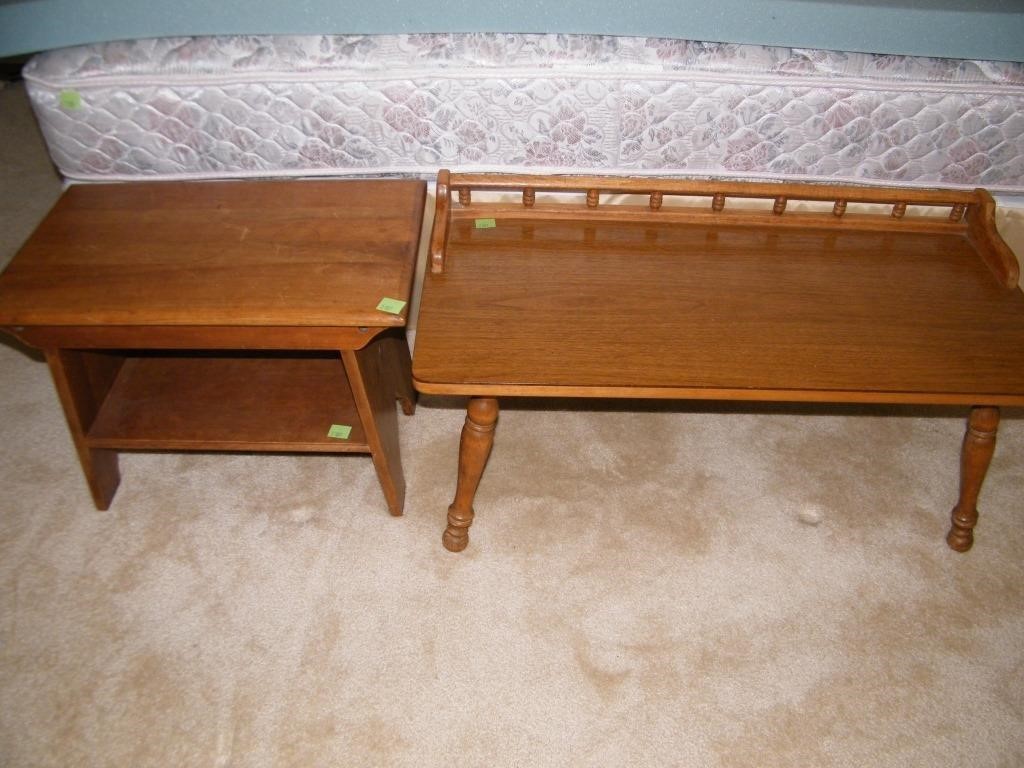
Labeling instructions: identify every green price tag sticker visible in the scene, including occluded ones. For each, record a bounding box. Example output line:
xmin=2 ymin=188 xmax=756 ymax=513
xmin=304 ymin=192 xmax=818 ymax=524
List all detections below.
xmin=376 ymin=297 xmax=407 ymax=315
xmin=474 ymin=218 xmax=497 ymax=229
xmin=59 ymin=90 xmax=82 ymax=110
xmin=327 ymin=424 xmax=352 ymax=440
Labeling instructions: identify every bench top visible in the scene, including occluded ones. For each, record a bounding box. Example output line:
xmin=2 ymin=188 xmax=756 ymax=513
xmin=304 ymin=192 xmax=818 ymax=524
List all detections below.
xmin=413 ymin=173 xmax=1024 ymax=405
xmin=0 ymin=179 xmax=426 ymax=330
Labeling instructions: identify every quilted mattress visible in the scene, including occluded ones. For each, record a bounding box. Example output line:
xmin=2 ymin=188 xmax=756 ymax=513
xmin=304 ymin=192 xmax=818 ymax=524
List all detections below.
xmin=21 ymin=34 xmax=1024 ymax=192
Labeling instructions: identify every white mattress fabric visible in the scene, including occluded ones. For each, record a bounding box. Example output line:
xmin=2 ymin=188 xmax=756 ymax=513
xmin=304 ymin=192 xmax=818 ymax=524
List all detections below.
xmin=22 ymin=34 xmax=1024 ymax=191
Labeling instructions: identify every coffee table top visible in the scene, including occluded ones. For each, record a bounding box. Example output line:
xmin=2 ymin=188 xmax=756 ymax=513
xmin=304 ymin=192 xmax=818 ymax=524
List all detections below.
xmin=0 ymin=179 xmax=425 ymax=328
xmin=413 ymin=173 xmax=1024 ymax=405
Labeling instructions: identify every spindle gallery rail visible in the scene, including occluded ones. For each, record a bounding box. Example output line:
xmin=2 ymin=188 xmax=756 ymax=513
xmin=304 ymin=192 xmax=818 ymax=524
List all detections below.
xmin=429 ymin=169 xmax=1017 ymax=288
xmin=415 ymin=169 xmax=1024 ymax=554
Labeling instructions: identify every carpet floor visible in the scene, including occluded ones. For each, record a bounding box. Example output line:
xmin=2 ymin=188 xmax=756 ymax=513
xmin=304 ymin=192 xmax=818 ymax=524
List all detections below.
xmin=1 ymin=81 xmax=1022 ymax=767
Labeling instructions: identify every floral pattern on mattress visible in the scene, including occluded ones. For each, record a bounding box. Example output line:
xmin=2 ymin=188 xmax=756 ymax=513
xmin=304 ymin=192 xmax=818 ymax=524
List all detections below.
xmin=22 ymin=34 xmax=1024 ymax=190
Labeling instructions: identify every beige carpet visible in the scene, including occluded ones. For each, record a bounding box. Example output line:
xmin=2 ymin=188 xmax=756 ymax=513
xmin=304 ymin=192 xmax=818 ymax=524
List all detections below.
xmin=1 ymin=80 xmax=1023 ymax=767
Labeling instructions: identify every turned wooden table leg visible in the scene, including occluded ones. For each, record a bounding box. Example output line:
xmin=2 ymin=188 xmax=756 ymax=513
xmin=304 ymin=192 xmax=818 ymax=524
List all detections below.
xmin=443 ymin=397 xmax=499 ymax=552
xmin=947 ymin=406 xmax=1000 ymax=552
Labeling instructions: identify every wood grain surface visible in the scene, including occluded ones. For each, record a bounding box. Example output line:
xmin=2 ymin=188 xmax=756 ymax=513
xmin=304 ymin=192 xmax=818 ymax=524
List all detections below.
xmin=0 ymin=179 xmax=426 ymax=328
xmin=87 ymin=353 xmax=369 ymax=452
xmin=414 ymin=217 xmax=1024 ymax=404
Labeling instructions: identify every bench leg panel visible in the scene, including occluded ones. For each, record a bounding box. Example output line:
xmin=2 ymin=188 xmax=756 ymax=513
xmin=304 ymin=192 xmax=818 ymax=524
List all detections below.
xmin=45 ymin=349 xmax=122 ymax=510
xmin=344 ymin=343 xmax=407 ymax=516
xmin=380 ymin=330 xmax=416 ymax=416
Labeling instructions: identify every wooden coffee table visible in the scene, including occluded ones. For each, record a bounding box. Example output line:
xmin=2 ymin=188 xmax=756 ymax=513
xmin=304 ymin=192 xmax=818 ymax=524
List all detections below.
xmin=0 ymin=179 xmax=425 ymax=515
xmin=413 ymin=171 xmax=1024 ymax=552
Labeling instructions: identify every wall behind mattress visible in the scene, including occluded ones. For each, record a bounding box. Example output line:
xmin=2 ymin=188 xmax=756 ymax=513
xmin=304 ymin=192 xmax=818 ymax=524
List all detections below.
xmin=1 ymin=0 xmax=1023 ymax=61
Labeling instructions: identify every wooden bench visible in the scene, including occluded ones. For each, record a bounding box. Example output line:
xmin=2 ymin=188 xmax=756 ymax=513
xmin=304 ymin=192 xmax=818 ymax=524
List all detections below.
xmin=413 ymin=170 xmax=1024 ymax=552
xmin=0 ymin=179 xmax=425 ymax=515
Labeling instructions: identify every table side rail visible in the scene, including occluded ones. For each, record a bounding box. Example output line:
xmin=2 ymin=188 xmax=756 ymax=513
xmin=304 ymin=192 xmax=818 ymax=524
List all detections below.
xmin=428 ymin=170 xmax=1019 ymax=288
xmin=412 ymin=377 xmax=1024 ymax=407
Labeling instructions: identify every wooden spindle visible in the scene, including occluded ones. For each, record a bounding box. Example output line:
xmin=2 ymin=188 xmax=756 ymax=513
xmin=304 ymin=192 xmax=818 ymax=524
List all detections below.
xmin=892 ymin=202 xmax=907 ymax=219
xmin=586 ymin=189 xmax=599 ymax=208
xmin=950 ymin=203 xmax=966 ymax=222
xmin=458 ymin=188 xmax=471 ymax=206
xmin=712 ymin=193 xmax=725 ymax=212
xmin=650 ymin=191 xmax=663 ymax=211
xmin=833 ymin=199 xmax=847 ymax=218
xmin=523 ymin=187 xmax=535 ymax=208
xmin=773 ymin=196 xmax=787 ymax=215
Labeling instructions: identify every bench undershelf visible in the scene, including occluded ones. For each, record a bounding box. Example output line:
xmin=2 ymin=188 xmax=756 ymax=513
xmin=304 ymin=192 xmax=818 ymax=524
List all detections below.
xmin=86 ymin=352 xmax=370 ymax=452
